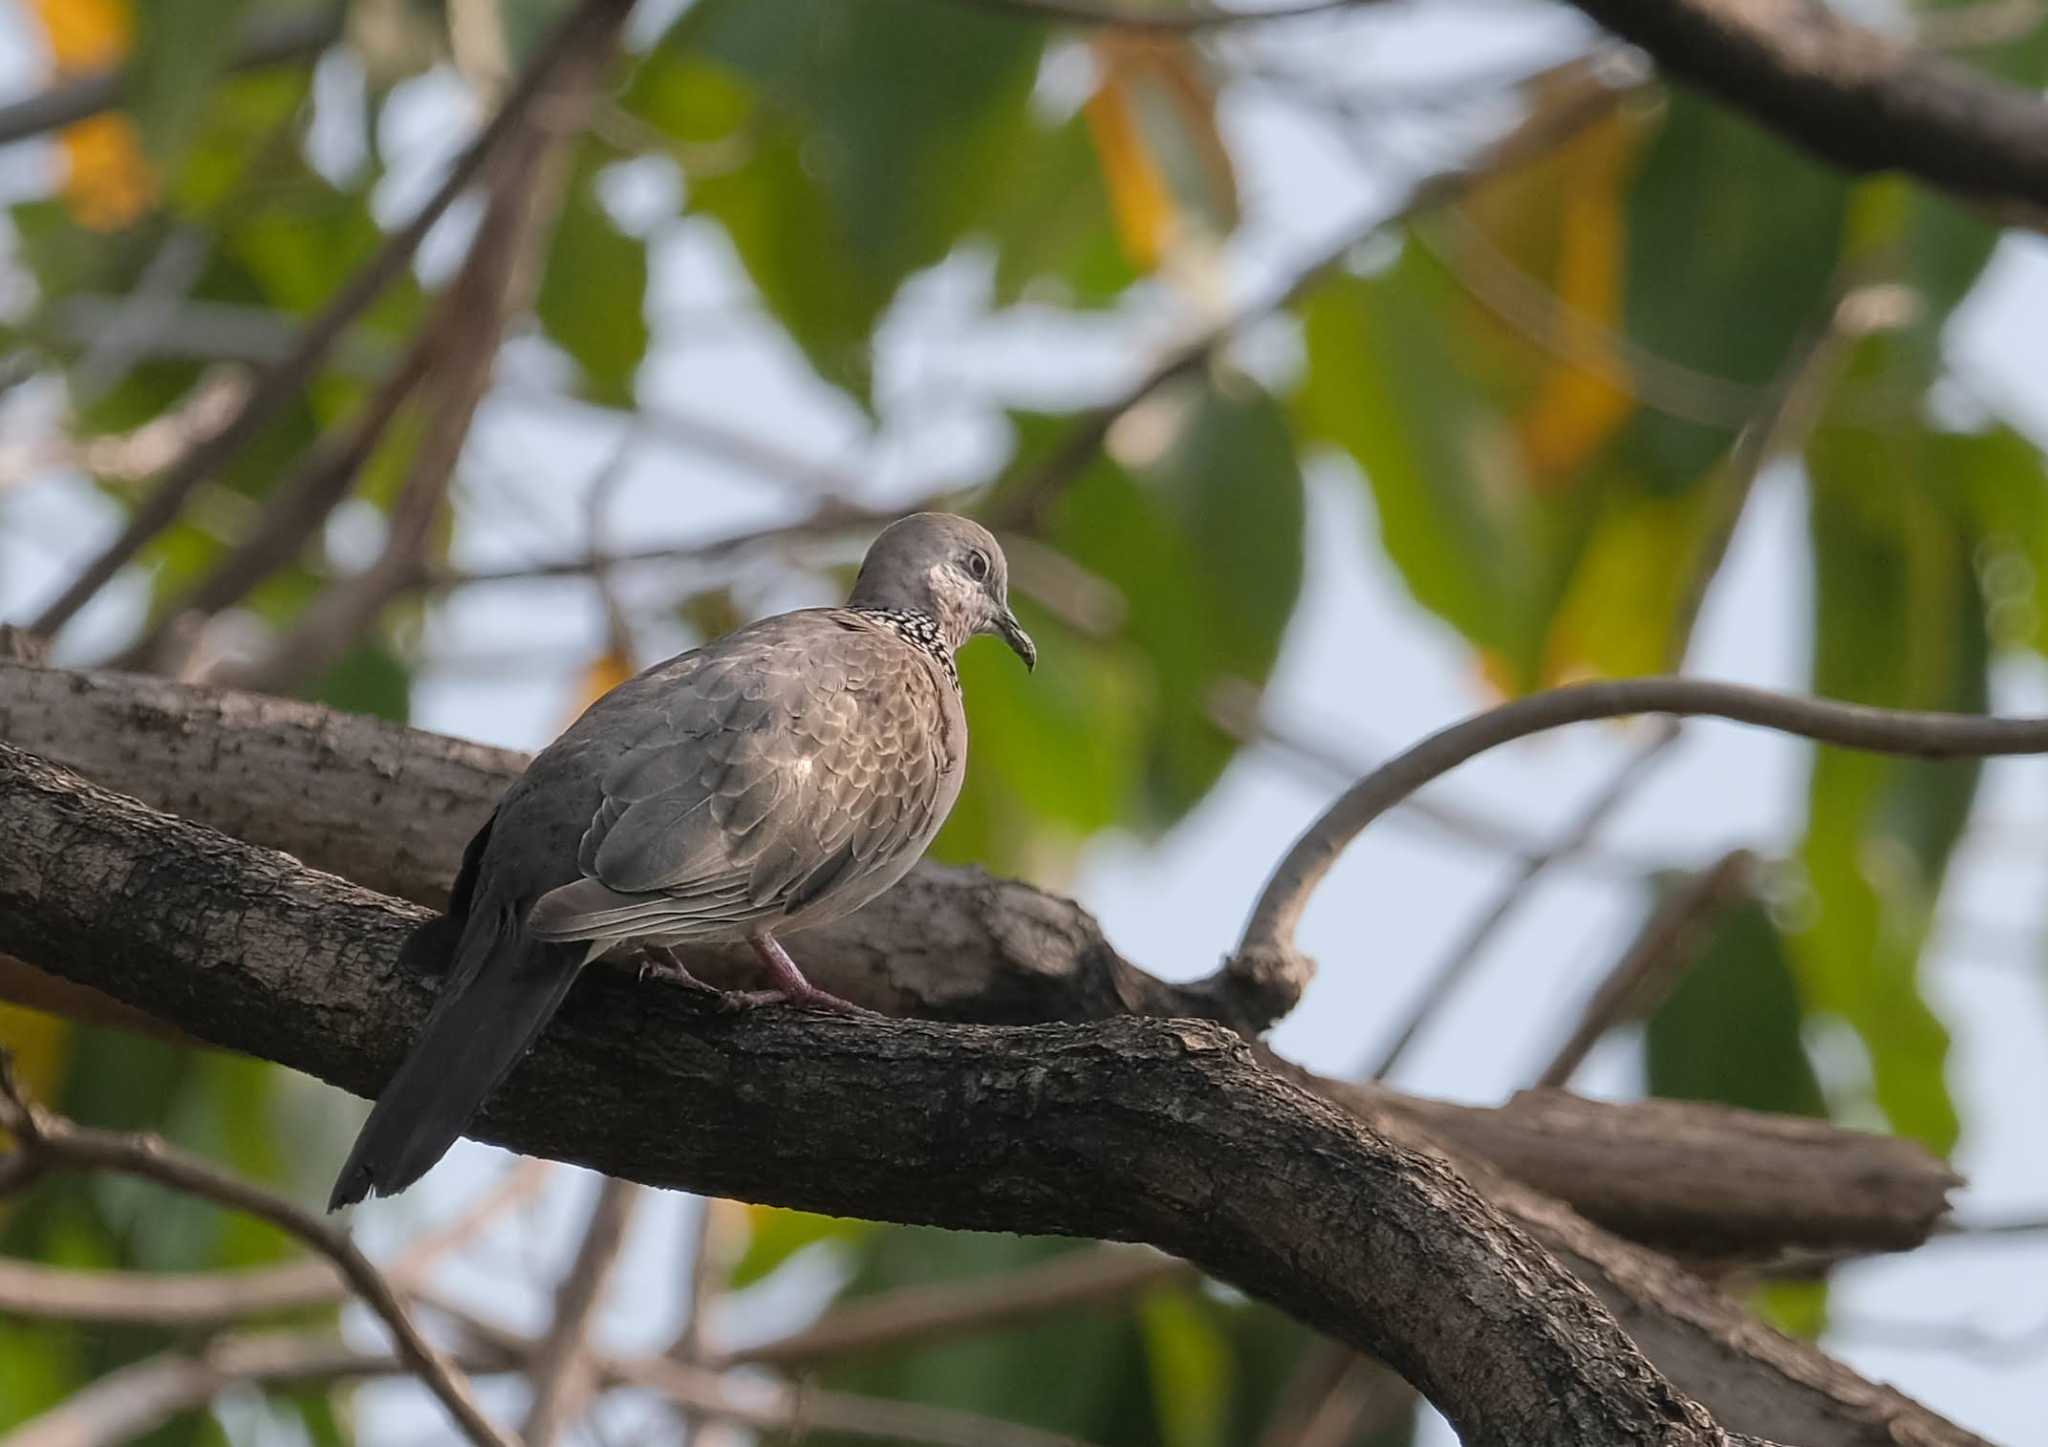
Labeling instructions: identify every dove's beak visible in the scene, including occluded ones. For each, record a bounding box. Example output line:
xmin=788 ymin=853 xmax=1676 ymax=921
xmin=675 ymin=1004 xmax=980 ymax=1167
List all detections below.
xmin=996 ymin=609 xmax=1037 ymax=671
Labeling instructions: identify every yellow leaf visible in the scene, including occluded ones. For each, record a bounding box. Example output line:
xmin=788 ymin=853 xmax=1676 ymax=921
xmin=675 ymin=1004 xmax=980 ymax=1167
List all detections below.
xmin=1083 ymin=35 xmax=1239 ymax=274
xmin=1453 ymin=94 xmax=1650 ymax=489
xmin=30 ymin=0 xmax=131 ymax=68
xmin=1540 ymin=489 xmax=1713 ymax=684
xmin=28 ymin=0 xmax=156 ymax=230
xmin=0 ymin=1004 xmax=71 ymax=1140
xmin=1083 ymin=68 xmax=1176 ymax=271
xmin=1512 ymin=171 xmax=1636 ymax=484
xmin=566 ymin=645 xmax=637 ymax=723
xmin=57 ymin=114 xmax=157 ymax=230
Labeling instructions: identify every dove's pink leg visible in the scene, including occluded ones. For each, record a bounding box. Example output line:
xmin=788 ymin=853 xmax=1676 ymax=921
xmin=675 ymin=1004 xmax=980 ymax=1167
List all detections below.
xmin=750 ymin=933 xmax=865 ymax=1014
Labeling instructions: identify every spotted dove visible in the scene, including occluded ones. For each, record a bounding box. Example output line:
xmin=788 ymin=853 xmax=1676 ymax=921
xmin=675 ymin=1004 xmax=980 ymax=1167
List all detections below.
xmin=328 ymin=513 xmax=1035 ymax=1209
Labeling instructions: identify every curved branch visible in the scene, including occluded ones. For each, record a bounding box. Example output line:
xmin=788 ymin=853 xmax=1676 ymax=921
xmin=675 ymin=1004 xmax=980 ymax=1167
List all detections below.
xmin=1225 ymin=677 xmax=2048 ymax=1026
xmin=0 ymin=1062 xmax=514 ymax=1447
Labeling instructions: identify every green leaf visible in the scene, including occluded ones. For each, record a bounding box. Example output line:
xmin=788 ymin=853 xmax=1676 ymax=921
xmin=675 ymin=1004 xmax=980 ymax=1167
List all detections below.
xmin=1295 ymin=261 xmax=1575 ymax=685
xmin=1042 ymin=379 xmax=1305 ymax=823
xmin=627 ymin=0 xmax=1045 ymax=400
xmin=728 ymin=1206 xmax=876 ymax=1289
xmin=1139 ymin=1286 xmax=1233 ymax=1447
xmin=982 ymin=114 xmax=1140 ymax=309
xmin=1645 ymin=892 xmax=1826 ymax=1118
xmin=1952 ymin=423 xmax=2048 ymax=655
xmin=307 ymin=637 xmax=414 ymax=725
xmin=536 ymin=141 xmax=650 ymax=407
xmin=130 ymin=0 xmax=257 ymax=170
xmin=802 ymin=1232 xmax=1153 ymax=1445
xmin=1797 ymin=396 xmax=1987 ymax=1152
xmin=1618 ymin=91 xmax=1849 ymax=480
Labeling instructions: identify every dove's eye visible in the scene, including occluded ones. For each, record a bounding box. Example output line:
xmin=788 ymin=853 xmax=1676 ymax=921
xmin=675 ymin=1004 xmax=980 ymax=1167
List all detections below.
xmin=966 ymin=550 xmax=990 ymax=581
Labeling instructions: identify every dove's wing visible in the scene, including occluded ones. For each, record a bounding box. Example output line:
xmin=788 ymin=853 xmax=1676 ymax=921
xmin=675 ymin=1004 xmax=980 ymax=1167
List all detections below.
xmin=526 ymin=611 xmax=955 ymax=948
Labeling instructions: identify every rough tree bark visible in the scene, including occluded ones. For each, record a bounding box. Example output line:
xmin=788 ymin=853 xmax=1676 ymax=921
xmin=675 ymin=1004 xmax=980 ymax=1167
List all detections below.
xmin=0 ymin=709 xmax=1993 ymax=1446
xmin=0 ymin=741 xmax=1759 ymax=1447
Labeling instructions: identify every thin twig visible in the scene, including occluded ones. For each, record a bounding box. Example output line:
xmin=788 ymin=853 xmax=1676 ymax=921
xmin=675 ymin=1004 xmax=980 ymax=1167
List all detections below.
xmin=717 ymin=1244 xmax=1187 ymax=1370
xmin=0 ymin=8 xmax=343 ymax=147
xmin=1928 ymin=1210 xmax=2048 ymax=1241
xmin=112 ymin=334 xmax=439 ymax=673
xmin=214 ymin=16 xmax=618 ymax=694
xmin=1223 ymin=678 xmax=2048 ymax=1029
xmin=1533 ymin=850 xmax=1756 ymax=1088
xmin=1258 ymin=1351 xmax=1409 ymax=1447
xmin=26 ymin=0 xmax=630 ymax=640
xmin=434 ymin=1294 xmax=1107 ymax=1447
xmin=1362 ymin=721 xmax=1681 ymax=1080
xmin=945 ymin=0 xmax=1361 ymax=28
xmin=1827 ymin=1312 xmax=2048 ymax=1364
xmin=0 ymin=1057 xmax=515 ymax=1447
xmin=1209 ymin=680 xmax=1668 ymax=877
xmin=664 ymin=1196 xmax=729 ymax=1446
xmin=618 ymin=1356 xmax=1103 ymax=1447
xmin=0 ymin=1331 xmax=518 ymax=1447
xmin=524 ymin=1178 xmax=643 ymax=1447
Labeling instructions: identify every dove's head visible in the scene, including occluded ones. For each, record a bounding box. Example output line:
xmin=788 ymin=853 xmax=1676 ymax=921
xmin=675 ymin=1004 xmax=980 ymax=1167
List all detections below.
xmin=849 ymin=512 xmax=1036 ymax=670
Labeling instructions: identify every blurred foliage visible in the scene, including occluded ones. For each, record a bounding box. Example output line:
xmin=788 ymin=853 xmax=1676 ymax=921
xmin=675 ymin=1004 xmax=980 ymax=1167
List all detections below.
xmin=6 ymin=0 xmax=2048 ymax=1440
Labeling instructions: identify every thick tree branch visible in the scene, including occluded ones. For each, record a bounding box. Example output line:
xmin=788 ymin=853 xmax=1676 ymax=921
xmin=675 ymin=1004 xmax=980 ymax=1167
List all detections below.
xmin=0 ymin=659 xmax=1958 ymax=1265
xmin=1566 ymin=0 xmax=2048 ymax=215
xmin=0 ymin=742 xmax=1769 ymax=1447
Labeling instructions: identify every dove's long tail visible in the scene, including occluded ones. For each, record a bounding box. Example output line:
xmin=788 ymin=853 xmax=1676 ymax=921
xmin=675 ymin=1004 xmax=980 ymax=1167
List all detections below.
xmin=327 ymin=907 xmax=580 ymax=1211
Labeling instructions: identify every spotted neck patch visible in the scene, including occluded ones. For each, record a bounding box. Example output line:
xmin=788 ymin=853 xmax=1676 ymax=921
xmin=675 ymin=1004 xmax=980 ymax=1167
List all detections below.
xmin=851 ymin=606 xmax=959 ymax=690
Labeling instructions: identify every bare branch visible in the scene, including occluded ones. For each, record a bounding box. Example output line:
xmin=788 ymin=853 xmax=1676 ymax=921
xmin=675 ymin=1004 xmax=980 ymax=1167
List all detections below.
xmin=0 ymin=8 xmax=342 ymax=147
xmin=721 ymin=1244 xmax=1188 ymax=1370
xmin=25 ymin=0 xmax=634 ymax=640
xmin=0 ymin=1060 xmax=515 ymax=1447
xmin=1227 ymin=678 xmax=2048 ymax=1030
xmin=0 ymin=1156 xmax=550 ymax=1328
xmin=523 ymin=1178 xmax=642 ymax=1447
xmin=1567 ymin=0 xmax=2048 ymax=216
xmin=945 ymin=0 xmax=1358 ymax=30
xmin=212 ymin=24 xmax=618 ymax=694
xmin=959 ymin=0 xmax=2048 ymax=216
xmin=620 ymin=1356 xmax=1109 ymax=1447
xmin=0 ymin=1331 xmax=515 ymax=1447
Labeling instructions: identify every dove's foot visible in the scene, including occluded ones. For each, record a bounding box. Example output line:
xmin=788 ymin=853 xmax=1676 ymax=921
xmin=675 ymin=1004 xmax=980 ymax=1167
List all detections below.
xmin=636 ymin=947 xmax=721 ymax=994
xmin=749 ymin=934 xmax=869 ymax=1014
